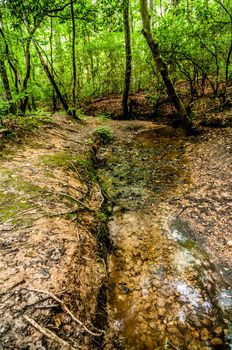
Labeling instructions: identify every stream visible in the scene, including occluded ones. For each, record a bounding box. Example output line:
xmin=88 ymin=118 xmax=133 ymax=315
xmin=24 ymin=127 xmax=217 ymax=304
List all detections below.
xmin=97 ymin=122 xmax=232 ymax=350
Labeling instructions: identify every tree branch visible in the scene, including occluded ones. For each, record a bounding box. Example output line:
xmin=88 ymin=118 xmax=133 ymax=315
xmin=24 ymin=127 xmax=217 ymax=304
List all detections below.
xmin=47 ymin=0 xmax=77 ymax=14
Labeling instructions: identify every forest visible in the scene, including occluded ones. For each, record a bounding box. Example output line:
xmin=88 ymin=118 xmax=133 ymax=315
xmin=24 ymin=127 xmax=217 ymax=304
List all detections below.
xmin=0 ymin=0 xmax=231 ymax=125
xmin=0 ymin=1 xmax=232 ymax=350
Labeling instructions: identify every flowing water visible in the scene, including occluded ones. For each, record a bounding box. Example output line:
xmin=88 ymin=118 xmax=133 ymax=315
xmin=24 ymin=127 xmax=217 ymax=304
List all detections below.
xmin=97 ymin=123 xmax=232 ymax=350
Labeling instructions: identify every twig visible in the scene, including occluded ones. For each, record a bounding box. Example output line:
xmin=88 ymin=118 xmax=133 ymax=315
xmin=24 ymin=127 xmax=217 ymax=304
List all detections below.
xmin=23 ymin=315 xmax=80 ymax=349
xmin=50 ymin=208 xmax=84 ymax=217
xmin=168 ymin=341 xmax=179 ymax=350
xmin=59 ymin=192 xmax=95 ymax=213
xmin=25 ymin=288 xmax=104 ymax=337
xmin=176 ymin=206 xmax=190 ymax=217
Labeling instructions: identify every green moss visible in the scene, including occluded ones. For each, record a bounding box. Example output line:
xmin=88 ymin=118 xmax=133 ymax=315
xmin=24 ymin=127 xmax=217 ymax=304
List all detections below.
xmin=41 ymin=152 xmax=73 ymax=168
xmin=96 ymin=211 xmax=108 ymax=222
xmin=0 ymin=192 xmax=31 ymax=223
xmin=74 ymin=156 xmax=97 ymax=182
xmin=0 ymin=172 xmax=47 ymax=224
xmin=18 ymin=114 xmax=52 ymax=130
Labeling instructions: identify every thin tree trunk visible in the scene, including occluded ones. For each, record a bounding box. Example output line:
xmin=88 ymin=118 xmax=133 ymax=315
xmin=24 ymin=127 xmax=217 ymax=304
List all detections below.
xmin=50 ymin=17 xmax=57 ymax=111
xmin=0 ymin=17 xmax=19 ymax=94
xmin=122 ymin=0 xmax=132 ymax=118
xmin=139 ymin=0 xmax=192 ymax=129
xmin=33 ymin=40 xmax=71 ymax=115
xmin=20 ymin=38 xmax=31 ymax=113
xmin=0 ymin=59 xmax=12 ymax=101
xmin=71 ymin=1 xmax=77 ymax=118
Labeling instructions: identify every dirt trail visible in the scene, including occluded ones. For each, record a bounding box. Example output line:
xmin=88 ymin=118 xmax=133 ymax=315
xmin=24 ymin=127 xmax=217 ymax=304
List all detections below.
xmin=0 ymin=115 xmax=106 ymax=349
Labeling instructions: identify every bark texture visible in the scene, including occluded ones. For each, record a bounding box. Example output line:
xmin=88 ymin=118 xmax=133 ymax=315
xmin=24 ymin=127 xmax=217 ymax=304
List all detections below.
xmin=122 ymin=0 xmax=132 ymax=118
xmin=139 ymin=0 xmax=192 ymax=129
xmin=71 ymin=1 xmax=77 ymax=118
xmin=33 ymin=40 xmax=71 ymax=115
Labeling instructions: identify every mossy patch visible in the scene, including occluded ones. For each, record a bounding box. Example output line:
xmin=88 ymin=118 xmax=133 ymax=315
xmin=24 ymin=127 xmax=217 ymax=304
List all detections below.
xmin=41 ymin=152 xmax=73 ymax=168
xmin=0 ymin=191 xmax=31 ymax=223
xmin=75 ymin=156 xmax=97 ymax=182
xmin=0 ymin=172 xmax=47 ymax=224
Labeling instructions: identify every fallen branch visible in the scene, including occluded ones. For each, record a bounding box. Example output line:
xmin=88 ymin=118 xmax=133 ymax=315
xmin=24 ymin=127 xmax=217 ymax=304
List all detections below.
xmin=25 ymin=288 xmax=104 ymax=337
xmin=23 ymin=315 xmax=80 ymax=349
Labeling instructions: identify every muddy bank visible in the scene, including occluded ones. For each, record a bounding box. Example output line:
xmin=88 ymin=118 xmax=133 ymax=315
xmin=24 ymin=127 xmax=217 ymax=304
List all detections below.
xmin=0 ymin=115 xmax=107 ymax=349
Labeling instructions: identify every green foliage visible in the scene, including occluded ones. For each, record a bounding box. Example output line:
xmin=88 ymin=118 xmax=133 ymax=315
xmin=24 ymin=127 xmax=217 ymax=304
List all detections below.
xmin=96 ymin=211 xmax=108 ymax=222
xmin=94 ymin=127 xmax=114 ymax=144
xmin=0 ymin=0 xmax=232 ymax=113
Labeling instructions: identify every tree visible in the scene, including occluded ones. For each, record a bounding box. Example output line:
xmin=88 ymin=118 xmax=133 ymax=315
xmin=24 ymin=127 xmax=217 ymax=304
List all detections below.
xmin=122 ymin=0 xmax=132 ymax=118
xmin=33 ymin=39 xmax=71 ymax=115
xmin=70 ymin=0 xmax=78 ymax=118
xmin=139 ymin=0 xmax=192 ymax=129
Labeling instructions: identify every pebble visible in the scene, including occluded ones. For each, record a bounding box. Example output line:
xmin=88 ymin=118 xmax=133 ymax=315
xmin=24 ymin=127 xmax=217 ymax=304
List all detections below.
xmin=152 ymin=279 xmax=162 ymax=288
xmin=211 ymin=337 xmax=223 ymax=345
xmin=149 ymin=322 xmax=157 ymax=329
xmin=157 ymin=297 xmax=166 ymax=308
xmin=158 ymin=307 xmax=166 ymax=317
xmin=200 ymin=328 xmax=210 ymax=342
xmin=213 ymin=326 xmax=222 ymax=336
xmin=202 ymin=317 xmax=212 ymax=327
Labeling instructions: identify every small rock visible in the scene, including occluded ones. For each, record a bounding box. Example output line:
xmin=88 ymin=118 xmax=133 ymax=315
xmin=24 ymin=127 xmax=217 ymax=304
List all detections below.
xmin=157 ymin=297 xmax=166 ymax=308
xmin=149 ymin=322 xmax=157 ymax=329
xmin=200 ymin=328 xmax=209 ymax=342
xmin=227 ymin=240 xmax=232 ymax=246
xmin=152 ymin=279 xmax=162 ymax=288
xmin=213 ymin=326 xmax=222 ymax=336
xmin=211 ymin=337 xmax=223 ymax=346
xmin=158 ymin=307 xmax=166 ymax=317
xmin=168 ymin=326 xmax=180 ymax=334
xmin=201 ymin=318 xmax=212 ymax=327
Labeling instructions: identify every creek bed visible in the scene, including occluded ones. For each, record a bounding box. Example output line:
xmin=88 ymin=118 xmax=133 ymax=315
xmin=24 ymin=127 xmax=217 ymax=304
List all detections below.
xmin=97 ymin=122 xmax=232 ymax=350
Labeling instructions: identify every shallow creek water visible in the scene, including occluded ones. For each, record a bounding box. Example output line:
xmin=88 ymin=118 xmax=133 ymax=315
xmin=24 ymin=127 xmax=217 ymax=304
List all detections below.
xmin=97 ymin=123 xmax=232 ymax=350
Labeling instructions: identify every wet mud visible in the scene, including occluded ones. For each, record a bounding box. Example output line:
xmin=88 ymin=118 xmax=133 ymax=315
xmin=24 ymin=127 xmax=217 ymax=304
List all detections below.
xmin=97 ymin=123 xmax=232 ymax=350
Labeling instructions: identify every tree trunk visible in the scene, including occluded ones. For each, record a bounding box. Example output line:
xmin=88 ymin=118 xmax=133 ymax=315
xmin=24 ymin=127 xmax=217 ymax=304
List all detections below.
xmin=50 ymin=17 xmax=57 ymax=111
xmin=70 ymin=1 xmax=77 ymax=118
xmin=0 ymin=15 xmax=19 ymax=94
xmin=33 ymin=40 xmax=71 ymax=115
xmin=139 ymin=0 xmax=192 ymax=129
xmin=20 ymin=38 xmax=31 ymax=113
xmin=0 ymin=59 xmax=12 ymax=101
xmin=122 ymin=0 xmax=132 ymax=118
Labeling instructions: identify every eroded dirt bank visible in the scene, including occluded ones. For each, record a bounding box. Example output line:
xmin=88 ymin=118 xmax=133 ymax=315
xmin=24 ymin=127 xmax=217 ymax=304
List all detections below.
xmin=0 ymin=114 xmax=231 ymax=350
xmin=0 ymin=115 xmax=108 ymax=349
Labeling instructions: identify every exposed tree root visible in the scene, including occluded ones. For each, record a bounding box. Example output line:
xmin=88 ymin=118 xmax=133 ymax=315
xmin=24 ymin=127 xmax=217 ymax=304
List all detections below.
xmin=24 ymin=288 xmax=105 ymax=337
xmin=23 ymin=315 xmax=80 ymax=350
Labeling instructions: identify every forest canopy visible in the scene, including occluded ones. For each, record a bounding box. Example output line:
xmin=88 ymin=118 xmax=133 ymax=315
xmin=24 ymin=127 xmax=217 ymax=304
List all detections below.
xmin=0 ymin=0 xmax=231 ymax=119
